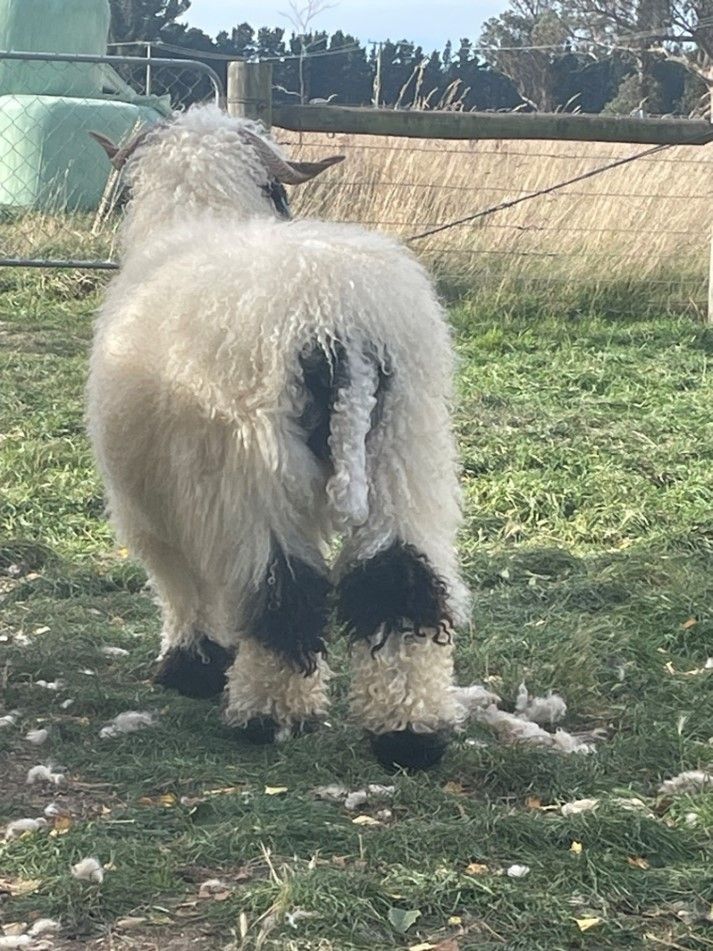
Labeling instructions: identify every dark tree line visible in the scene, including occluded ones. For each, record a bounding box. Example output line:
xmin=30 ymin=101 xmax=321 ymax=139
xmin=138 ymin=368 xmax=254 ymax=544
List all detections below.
xmin=107 ymin=0 xmax=704 ymax=114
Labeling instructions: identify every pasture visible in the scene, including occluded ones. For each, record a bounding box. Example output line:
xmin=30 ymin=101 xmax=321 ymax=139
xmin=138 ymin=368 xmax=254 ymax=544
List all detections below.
xmin=1 ymin=194 xmax=713 ymax=948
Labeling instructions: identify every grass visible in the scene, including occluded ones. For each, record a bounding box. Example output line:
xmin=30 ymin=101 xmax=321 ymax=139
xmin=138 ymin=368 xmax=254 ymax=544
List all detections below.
xmin=1 ymin=267 xmax=713 ymax=950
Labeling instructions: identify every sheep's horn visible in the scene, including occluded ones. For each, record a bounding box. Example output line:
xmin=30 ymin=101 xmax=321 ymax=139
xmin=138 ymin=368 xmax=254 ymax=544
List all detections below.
xmin=240 ymin=128 xmax=344 ymax=184
xmin=89 ymin=126 xmax=154 ymax=170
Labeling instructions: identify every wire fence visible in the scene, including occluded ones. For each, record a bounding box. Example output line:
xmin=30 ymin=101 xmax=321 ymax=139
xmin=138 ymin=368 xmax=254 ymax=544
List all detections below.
xmin=0 ymin=51 xmax=223 ymax=269
xmin=284 ymin=131 xmax=712 ymax=317
xmin=0 ymin=53 xmax=709 ymax=318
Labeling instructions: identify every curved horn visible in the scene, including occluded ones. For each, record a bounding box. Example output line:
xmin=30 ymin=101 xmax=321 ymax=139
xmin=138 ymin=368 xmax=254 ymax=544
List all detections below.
xmin=89 ymin=125 xmax=156 ymax=171
xmin=240 ymin=128 xmax=345 ymax=185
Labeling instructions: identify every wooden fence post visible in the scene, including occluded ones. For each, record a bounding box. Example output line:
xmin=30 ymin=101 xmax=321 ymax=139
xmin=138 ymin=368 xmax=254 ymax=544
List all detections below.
xmin=227 ymin=61 xmax=273 ymax=127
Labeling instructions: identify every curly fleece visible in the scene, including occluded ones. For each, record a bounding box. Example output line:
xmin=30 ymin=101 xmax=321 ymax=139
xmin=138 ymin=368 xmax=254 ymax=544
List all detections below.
xmin=87 ymin=105 xmax=468 ymax=733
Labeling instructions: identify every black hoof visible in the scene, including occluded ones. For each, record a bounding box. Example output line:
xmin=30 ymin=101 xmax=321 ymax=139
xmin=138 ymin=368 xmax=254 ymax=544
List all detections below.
xmin=239 ymin=716 xmax=321 ymax=746
xmin=153 ymin=638 xmax=232 ymax=699
xmin=370 ymin=729 xmax=449 ymax=771
xmin=242 ymin=716 xmax=278 ymax=745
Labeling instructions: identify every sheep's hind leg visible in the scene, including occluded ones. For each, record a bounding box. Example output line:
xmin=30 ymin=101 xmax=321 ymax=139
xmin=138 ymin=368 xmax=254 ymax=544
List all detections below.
xmin=337 ymin=542 xmax=462 ymax=771
xmin=134 ymin=535 xmax=232 ymax=699
xmin=224 ymin=546 xmax=331 ymax=743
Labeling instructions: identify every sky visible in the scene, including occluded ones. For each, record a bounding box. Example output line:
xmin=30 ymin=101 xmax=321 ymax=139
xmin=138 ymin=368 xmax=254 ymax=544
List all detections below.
xmin=180 ymin=1 xmax=505 ymax=51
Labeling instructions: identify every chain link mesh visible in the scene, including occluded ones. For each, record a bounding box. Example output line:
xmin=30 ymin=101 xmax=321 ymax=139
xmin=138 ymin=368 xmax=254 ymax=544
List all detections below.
xmin=0 ymin=52 xmax=223 ymax=269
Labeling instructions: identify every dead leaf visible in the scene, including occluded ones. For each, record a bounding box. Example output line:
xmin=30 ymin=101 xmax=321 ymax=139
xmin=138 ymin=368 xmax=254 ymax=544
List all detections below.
xmin=465 ymin=862 xmax=489 ymax=876
xmin=0 ymin=878 xmax=41 ymax=897
xmin=115 ymin=917 xmax=148 ymax=930
xmin=681 ymin=618 xmax=698 ymax=629
xmin=575 ymin=917 xmax=602 ymax=932
xmin=409 ymin=944 xmax=435 ymax=951
xmin=447 ymin=916 xmax=462 ymax=926
xmin=525 ymin=796 xmax=542 ymax=810
xmin=442 ymin=781 xmax=467 ymax=796
xmin=138 ymin=793 xmax=177 ymax=807
xmin=264 ymin=786 xmax=288 ymax=796
xmin=627 ymin=856 xmax=649 ymax=870
xmin=569 ymin=841 xmax=583 ymax=855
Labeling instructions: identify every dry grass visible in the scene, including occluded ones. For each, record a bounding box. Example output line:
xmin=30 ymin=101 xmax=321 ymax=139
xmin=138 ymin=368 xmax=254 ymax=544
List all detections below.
xmin=284 ymin=132 xmax=712 ymax=311
xmin=1 ymin=132 xmax=709 ymax=315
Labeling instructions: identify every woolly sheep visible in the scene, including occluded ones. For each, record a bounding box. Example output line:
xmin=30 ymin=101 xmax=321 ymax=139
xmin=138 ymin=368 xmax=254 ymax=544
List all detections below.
xmin=87 ymin=105 xmax=469 ymax=769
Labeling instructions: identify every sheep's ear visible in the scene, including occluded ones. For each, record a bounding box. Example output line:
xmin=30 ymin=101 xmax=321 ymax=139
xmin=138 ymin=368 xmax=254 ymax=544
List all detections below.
xmin=281 ymin=154 xmax=345 ymax=185
xmin=89 ymin=131 xmax=121 ymax=167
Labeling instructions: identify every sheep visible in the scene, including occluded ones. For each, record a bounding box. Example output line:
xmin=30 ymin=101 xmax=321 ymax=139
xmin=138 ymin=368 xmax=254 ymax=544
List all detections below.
xmin=87 ymin=105 xmax=470 ymax=769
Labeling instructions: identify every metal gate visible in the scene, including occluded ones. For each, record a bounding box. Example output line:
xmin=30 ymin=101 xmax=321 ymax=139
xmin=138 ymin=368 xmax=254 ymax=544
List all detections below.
xmin=0 ymin=50 xmax=224 ymax=270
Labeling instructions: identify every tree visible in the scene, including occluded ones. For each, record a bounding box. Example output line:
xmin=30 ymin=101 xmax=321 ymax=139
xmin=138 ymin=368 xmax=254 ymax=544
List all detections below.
xmin=109 ymin=0 xmax=191 ymax=43
xmin=480 ymin=0 xmax=576 ymax=110
xmin=564 ymin=0 xmax=713 ymax=114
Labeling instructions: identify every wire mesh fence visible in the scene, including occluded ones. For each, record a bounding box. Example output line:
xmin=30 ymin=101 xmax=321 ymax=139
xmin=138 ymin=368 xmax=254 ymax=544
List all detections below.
xmin=0 ymin=56 xmax=709 ymax=319
xmin=0 ymin=51 xmax=223 ymax=269
xmin=284 ymin=131 xmax=711 ymax=317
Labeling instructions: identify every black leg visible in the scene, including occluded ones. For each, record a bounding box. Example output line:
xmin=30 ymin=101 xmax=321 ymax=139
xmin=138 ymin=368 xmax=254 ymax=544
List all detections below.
xmin=154 ymin=635 xmax=233 ymax=699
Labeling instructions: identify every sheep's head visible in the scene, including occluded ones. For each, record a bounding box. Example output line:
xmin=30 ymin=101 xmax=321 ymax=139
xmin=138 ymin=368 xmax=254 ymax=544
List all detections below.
xmin=89 ymin=105 xmax=344 ymax=229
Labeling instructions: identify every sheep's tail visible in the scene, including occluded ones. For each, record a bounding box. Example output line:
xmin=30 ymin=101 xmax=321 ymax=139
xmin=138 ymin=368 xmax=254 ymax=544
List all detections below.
xmin=302 ymin=340 xmax=381 ymax=530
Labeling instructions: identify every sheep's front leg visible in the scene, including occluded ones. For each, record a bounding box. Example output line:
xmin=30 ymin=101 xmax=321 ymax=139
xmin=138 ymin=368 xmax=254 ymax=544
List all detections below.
xmin=337 ymin=542 xmax=464 ymax=770
xmin=223 ymin=547 xmax=331 ymax=742
xmin=128 ymin=533 xmax=233 ymax=699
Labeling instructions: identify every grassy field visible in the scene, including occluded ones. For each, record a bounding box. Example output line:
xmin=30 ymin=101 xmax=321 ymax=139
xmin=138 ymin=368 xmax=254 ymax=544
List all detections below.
xmin=1 ymin=268 xmax=713 ymax=950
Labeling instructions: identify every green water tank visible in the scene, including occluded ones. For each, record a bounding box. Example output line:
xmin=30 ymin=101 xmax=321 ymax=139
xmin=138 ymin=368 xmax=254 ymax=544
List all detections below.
xmin=0 ymin=0 xmax=112 ymax=96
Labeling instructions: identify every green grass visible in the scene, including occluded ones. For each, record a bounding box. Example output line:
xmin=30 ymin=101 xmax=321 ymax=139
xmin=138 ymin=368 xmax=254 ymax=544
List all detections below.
xmin=1 ymin=269 xmax=712 ymax=950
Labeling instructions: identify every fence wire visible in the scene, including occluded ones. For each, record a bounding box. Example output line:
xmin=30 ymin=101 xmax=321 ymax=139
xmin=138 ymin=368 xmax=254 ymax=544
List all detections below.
xmin=285 ymin=130 xmax=711 ymax=317
xmin=0 ymin=51 xmax=223 ymax=270
xmin=0 ymin=67 xmax=708 ymax=318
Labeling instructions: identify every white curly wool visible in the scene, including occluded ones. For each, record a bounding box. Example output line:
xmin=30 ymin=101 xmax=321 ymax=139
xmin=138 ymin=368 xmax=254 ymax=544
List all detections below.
xmin=87 ymin=106 xmax=468 ymax=738
xmin=514 ymin=683 xmax=567 ymax=725
xmin=99 ymin=711 xmax=155 ymax=739
xmin=658 ymin=770 xmax=713 ymax=796
xmin=71 ymin=857 xmax=104 ymax=883
xmin=27 ymin=920 xmax=60 ymax=937
xmin=224 ymin=641 xmax=330 ymax=729
xmin=25 ymin=728 xmax=49 ymax=745
xmin=561 ymin=798 xmax=599 ymax=816
xmin=26 ymin=765 xmax=65 ymax=786
xmin=349 ymin=635 xmax=463 ymax=734
xmin=4 ymin=817 xmax=49 ymax=840
xmin=0 ymin=937 xmax=32 ymax=949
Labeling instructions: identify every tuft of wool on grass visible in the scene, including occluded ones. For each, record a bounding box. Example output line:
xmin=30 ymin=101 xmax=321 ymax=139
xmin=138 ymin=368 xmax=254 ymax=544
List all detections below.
xmin=100 ymin=646 xmax=130 ymax=657
xmin=461 ymin=682 xmax=599 ymax=754
xmin=658 ymin=770 xmax=713 ymax=796
xmin=25 ymin=728 xmax=49 ymax=745
xmin=314 ymin=784 xmax=394 ymax=809
xmin=26 ymin=765 xmax=66 ymax=786
xmin=71 ymin=857 xmax=104 ymax=883
xmin=27 ymin=921 xmax=60 ymax=938
xmin=506 ymin=864 xmax=530 ymax=878
xmin=4 ymin=817 xmax=49 ymax=840
xmin=561 ymin=798 xmax=599 ymax=816
xmin=0 ymin=711 xmax=19 ymax=729
xmin=0 ymin=937 xmax=33 ymax=949
xmin=34 ymin=680 xmax=63 ymax=691
xmin=44 ymin=801 xmax=68 ymax=818
xmin=198 ymin=878 xmax=230 ymax=898
xmin=99 ymin=711 xmax=156 ymax=739
xmin=514 ymin=682 xmax=567 ymax=725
